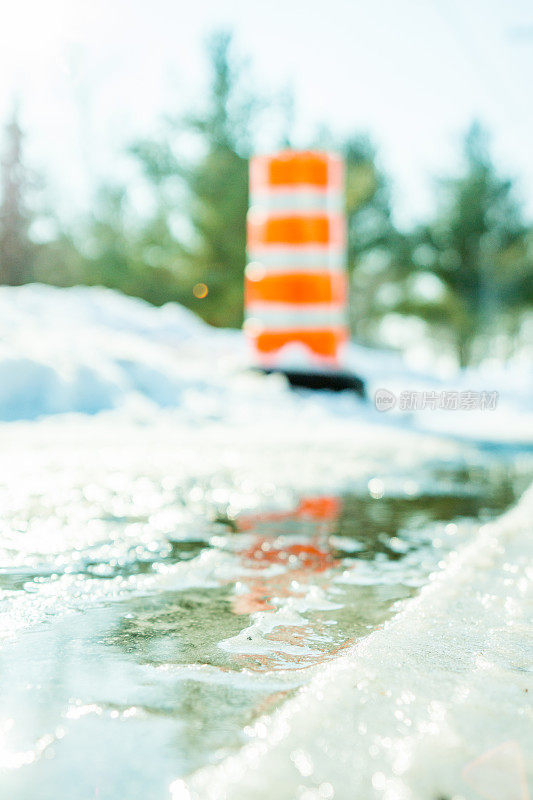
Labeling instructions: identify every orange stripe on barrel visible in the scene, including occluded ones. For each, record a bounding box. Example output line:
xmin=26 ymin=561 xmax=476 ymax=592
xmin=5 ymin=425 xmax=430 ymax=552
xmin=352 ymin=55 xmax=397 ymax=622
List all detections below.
xmin=250 ymin=151 xmax=343 ymax=192
xmin=245 ymin=270 xmax=347 ymax=306
xmin=247 ymin=213 xmax=345 ymax=248
xmin=252 ymin=328 xmax=348 ymax=360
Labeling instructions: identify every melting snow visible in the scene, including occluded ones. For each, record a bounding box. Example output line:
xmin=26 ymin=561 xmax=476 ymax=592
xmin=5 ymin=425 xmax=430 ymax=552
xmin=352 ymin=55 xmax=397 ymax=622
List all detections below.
xmin=183 ymin=486 xmax=533 ymax=800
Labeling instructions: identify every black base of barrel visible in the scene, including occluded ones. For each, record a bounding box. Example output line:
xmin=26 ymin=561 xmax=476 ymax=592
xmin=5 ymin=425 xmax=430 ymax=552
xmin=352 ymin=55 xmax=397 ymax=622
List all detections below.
xmin=260 ymin=368 xmax=366 ymax=397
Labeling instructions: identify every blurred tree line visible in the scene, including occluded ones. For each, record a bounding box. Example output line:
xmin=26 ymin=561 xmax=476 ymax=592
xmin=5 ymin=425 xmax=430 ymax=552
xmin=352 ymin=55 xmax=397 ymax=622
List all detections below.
xmin=1 ymin=32 xmax=531 ymax=367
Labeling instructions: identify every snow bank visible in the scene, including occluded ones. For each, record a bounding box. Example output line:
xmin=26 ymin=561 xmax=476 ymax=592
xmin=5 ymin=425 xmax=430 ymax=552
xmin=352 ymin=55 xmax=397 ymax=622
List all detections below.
xmin=0 ymin=283 xmax=531 ymax=444
xmin=180 ymin=484 xmax=533 ymax=800
xmin=0 ymin=283 xmax=238 ymax=420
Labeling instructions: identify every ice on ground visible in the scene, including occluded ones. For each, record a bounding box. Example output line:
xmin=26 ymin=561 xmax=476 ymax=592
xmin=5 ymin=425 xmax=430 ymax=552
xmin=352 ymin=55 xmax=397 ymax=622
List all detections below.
xmin=4 ymin=409 xmax=521 ymax=797
xmin=0 ymin=283 xmax=531 ymax=444
xmin=0 ymin=411 xmax=470 ymax=640
xmin=183 ymin=484 xmax=533 ymax=800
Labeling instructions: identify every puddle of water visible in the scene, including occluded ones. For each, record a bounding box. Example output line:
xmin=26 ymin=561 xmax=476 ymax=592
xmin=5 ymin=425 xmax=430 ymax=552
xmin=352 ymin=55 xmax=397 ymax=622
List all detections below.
xmin=0 ymin=454 xmax=530 ymax=799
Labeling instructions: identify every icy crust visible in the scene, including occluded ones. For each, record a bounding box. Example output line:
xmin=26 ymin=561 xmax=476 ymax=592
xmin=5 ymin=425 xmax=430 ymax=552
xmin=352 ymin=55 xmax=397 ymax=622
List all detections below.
xmin=181 ymin=485 xmax=533 ymax=800
xmin=0 ymin=412 xmax=466 ymax=641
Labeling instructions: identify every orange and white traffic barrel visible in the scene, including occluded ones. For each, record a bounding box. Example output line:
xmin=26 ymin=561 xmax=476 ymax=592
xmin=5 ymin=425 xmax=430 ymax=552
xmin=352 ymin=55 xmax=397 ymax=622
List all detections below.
xmin=244 ymin=151 xmax=350 ymax=376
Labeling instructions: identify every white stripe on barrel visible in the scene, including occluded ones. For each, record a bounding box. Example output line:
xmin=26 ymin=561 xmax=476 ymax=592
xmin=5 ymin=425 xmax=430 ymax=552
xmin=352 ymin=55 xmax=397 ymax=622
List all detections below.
xmin=245 ymin=303 xmax=347 ymax=330
xmin=247 ymin=246 xmax=346 ymax=272
xmin=250 ymin=189 xmax=343 ymax=215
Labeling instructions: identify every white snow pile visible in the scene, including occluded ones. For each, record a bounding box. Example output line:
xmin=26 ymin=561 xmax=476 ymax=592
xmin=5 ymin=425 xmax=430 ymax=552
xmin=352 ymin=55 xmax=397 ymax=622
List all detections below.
xmin=0 ymin=283 xmax=241 ymax=421
xmin=0 ymin=283 xmax=531 ymax=444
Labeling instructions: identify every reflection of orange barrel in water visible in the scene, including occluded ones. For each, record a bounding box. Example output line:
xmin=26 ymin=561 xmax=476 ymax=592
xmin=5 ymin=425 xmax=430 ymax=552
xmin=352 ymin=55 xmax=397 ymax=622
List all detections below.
xmin=231 ymin=496 xmax=343 ymax=618
xmin=245 ymin=151 xmax=349 ymax=372
xmin=237 ymin=495 xmax=341 ymax=532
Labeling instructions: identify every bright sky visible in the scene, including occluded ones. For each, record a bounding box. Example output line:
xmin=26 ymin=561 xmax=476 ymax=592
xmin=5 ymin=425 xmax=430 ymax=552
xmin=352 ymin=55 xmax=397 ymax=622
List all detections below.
xmin=1 ymin=0 xmax=533 ymax=227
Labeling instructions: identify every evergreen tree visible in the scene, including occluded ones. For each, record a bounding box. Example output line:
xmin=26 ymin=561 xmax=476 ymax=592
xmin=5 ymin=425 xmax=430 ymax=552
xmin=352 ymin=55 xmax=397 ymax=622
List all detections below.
xmin=0 ymin=107 xmax=35 ymax=285
xmin=417 ymin=123 xmax=532 ymax=366
xmin=133 ymin=31 xmax=255 ymax=327
xmin=75 ymin=185 xmax=191 ymax=307
xmin=343 ymin=136 xmax=408 ymax=341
